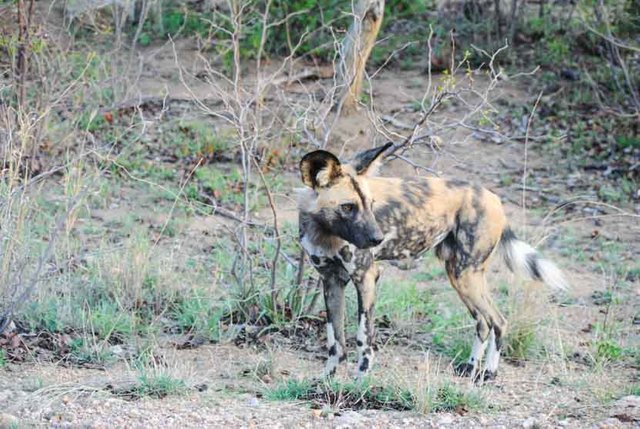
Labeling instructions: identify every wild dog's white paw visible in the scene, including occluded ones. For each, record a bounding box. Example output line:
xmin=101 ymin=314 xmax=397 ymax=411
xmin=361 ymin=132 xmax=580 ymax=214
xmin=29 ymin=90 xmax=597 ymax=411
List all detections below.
xmin=324 ymin=349 xmax=345 ymax=377
xmin=354 ymin=350 xmax=374 ymax=380
xmin=324 ymin=322 xmax=344 ymax=377
xmin=484 ymin=330 xmax=501 ymax=374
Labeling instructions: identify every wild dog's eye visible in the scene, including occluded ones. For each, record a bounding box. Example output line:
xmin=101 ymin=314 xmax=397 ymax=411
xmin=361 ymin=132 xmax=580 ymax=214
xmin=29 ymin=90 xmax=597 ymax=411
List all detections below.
xmin=340 ymin=203 xmax=356 ymax=214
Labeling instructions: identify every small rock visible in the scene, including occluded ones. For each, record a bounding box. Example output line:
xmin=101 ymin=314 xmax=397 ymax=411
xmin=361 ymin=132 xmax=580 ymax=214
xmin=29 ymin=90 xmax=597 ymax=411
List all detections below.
xmin=246 ymin=396 xmax=260 ymax=407
xmin=522 ymin=416 xmax=538 ymax=428
xmin=560 ymin=69 xmax=581 ymax=81
xmin=438 ymin=413 xmax=454 ymax=425
xmin=110 ymin=345 xmax=125 ymax=358
xmin=593 ymin=417 xmax=622 ymax=429
xmin=334 ymin=410 xmax=364 ymax=427
xmin=0 ymin=413 xmax=18 ymax=429
xmin=610 ymin=395 xmax=640 ymax=423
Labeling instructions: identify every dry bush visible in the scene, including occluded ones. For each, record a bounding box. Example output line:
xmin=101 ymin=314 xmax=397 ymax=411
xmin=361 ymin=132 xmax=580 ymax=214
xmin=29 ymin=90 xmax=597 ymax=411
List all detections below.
xmin=0 ymin=1 xmax=142 ymax=333
xmin=163 ymin=0 xmax=523 ymax=329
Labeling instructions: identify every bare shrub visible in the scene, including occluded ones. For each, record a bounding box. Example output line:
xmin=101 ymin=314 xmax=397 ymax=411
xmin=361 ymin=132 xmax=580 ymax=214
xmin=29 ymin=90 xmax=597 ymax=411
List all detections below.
xmin=0 ymin=2 xmax=138 ymax=333
xmin=159 ymin=0 xmax=526 ymax=331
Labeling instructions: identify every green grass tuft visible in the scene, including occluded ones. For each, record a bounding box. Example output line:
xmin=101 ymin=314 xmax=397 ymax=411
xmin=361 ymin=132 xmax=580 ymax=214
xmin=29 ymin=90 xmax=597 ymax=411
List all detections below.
xmin=266 ymin=378 xmax=414 ymax=411
xmin=134 ymin=373 xmax=188 ymax=399
xmin=430 ymin=383 xmax=485 ymax=413
xmin=377 ymin=280 xmax=435 ymax=323
xmin=504 ymin=323 xmax=538 ymax=362
xmin=594 ymin=339 xmax=623 ymax=365
xmin=265 ymin=378 xmax=316 ymax=401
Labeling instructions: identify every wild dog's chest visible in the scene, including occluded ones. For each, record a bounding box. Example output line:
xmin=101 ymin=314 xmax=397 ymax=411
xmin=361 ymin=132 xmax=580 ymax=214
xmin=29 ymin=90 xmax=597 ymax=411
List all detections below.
xmin=300 ymin=236 xmax=372 ymax=278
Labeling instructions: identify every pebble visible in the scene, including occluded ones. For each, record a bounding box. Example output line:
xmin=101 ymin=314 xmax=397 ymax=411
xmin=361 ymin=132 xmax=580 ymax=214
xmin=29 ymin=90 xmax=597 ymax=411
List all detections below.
xmin=246 ymin=396 xmax=260 ymax=407
xmin=610 ymin=395 xmax=640 ymax=423
xmin=522 ymin=416 xmax=538 ymax=428
xmin=593 ymin=417 xmax=623 ymax=429
xmin=438 ymin=413 xmax=454 ymax=425
xmin=334 ymin=410 xmax=364 ymax=427
xmin=110 ymin=345 xmax=126 ymax=358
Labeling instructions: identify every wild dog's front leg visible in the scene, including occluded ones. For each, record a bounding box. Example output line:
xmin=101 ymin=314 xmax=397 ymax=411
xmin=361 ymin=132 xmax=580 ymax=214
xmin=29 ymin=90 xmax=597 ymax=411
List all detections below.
xmin=352 ymin=262 xmax=379 ymax=378
xmin=322 ymin=273 xmax=349 ymax=376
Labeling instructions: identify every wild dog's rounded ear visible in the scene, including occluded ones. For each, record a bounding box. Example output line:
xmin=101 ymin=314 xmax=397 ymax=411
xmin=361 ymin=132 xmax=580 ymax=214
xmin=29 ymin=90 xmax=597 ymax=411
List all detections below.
xmin=351 ymin=142 xmax=393 ymax=176
xmin=300 ymin=150 xmax=342 ymax=188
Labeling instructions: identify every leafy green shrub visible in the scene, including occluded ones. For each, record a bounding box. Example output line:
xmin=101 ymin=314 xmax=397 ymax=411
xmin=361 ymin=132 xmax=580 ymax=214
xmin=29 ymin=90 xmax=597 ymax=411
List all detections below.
xmin=594 ymin=338 xmax=623 ymax=364
xmin=69 ymin=337 xmax=115 ymax=365
xmin=170 ymin=290 xmax=223 ymax=341
xmin=88 ymin=301 xmax=137 ymax=341
xmin=23 ymin=299 xmax=63 ymax=333
xmin=132 ymin=0 xmax=435 ymax=63
xmin=545 ymin=38 xmax=570 ymax=64
xmin=136 ymin=4 xmax=211 ymax=44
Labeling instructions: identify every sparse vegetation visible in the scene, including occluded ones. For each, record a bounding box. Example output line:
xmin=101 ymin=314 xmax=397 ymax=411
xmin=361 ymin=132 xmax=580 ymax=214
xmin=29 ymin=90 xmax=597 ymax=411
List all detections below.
xmin=107 ymin=362 xmax=190 ymax=400
xmin=266 ymin=378 xmax=414 ymax=411
xmin=267 ymin=377 xmax=485 ymax=415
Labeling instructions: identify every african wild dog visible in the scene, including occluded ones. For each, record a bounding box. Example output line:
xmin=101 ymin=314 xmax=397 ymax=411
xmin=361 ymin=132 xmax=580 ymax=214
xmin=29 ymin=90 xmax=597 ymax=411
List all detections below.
xmin=297 ymin=143 xmax=567 ymax=381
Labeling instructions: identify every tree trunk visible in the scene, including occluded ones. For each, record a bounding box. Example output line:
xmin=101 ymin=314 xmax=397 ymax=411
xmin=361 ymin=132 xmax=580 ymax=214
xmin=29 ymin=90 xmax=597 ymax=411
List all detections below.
xmin=339 ymin=0 xmax=385 ymax=113
xmin=15 ymin=0 xmax=34 ymax=112
xmin=494 ymin=0 xmax=502 ymax=41
xmin=508 ymin=0 xmax=520 ymax=43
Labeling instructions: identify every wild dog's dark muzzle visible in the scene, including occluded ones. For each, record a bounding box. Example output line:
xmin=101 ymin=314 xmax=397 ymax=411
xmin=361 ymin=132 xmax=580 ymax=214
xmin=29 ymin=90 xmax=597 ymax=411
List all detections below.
xmin=357 ymin=212 xmax=384 ymax=249
xmin=365 ymin=231 xmax=384 ymax=248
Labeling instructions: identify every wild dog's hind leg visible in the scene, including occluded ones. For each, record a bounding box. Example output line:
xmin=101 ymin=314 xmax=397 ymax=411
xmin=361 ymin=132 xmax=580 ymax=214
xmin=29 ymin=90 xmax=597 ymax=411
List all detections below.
xmin=449 ymin=266 xmax=508 ymax=381
xmin=447 ymin=262 xmax=490 ymax=379
xmin=467 ymin=267 xmax=508 ymax=380
xmin=480 ymin=291 xmax=507 ymax=380
xmin=322 ymin=271 xmax=350 ymax=376
xmin=352 ymin=258 xmax=379 ymax=378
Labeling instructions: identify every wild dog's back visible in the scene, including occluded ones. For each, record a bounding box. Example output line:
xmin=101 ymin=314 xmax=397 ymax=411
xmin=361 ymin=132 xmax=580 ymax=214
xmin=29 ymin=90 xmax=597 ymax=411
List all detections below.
xmin=367 ymin=176 xmax=506 ymax=262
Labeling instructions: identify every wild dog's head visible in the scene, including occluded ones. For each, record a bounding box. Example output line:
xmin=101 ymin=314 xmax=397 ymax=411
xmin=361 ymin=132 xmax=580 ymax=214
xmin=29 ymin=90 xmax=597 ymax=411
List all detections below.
xmin=298 ymin=143 xmax=392 ymax=249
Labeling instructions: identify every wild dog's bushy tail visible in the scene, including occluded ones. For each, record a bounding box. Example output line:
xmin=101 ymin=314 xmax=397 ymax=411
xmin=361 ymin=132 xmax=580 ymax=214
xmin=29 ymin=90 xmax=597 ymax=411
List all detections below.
xmin=500 ymin=228 xmax=568 ymax=290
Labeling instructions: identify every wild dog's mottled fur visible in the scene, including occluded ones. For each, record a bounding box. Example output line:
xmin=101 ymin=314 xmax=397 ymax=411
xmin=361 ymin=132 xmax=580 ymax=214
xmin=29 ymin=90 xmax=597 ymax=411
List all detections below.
xmin=298 ymin=144 xmax=567 ymax=380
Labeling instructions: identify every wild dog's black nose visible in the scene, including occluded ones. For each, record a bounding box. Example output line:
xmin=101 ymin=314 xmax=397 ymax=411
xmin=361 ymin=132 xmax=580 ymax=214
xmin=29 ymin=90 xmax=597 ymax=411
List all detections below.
xmin=369 ymin=235 xmax=384 ymax=246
